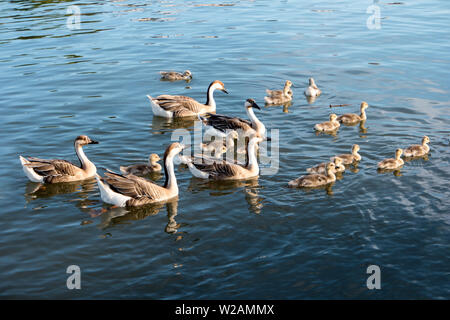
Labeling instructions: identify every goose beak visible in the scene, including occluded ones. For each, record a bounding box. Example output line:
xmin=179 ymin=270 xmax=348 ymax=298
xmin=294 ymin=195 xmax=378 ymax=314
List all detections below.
xmin=252 ymin=101 xmax=261 ymax=110
xmin=222 ymin=88 xmax=229 ymax=94
xmin=265 ymin=137 xmax=272 ymax=141
xmin=89 ymin=140 xmax=99 ymax=144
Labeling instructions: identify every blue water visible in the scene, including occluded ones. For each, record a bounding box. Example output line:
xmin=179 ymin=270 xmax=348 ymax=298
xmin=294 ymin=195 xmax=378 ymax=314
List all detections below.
xmin=0 ymin=0 xmax=449 ymax=299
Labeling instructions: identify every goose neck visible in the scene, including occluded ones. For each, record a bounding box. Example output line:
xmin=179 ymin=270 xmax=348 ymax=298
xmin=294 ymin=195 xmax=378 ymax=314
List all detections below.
xmin=75 ymin=143 xmax=95 ymax=174
xmin=163 ymin=153 xmax=178 ymax=193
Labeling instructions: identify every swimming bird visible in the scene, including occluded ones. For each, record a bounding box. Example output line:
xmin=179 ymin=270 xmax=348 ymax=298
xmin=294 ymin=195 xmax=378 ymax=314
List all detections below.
xmin=264 ymin=80 xmax=293 ymax=105
xmin=19 ymin=135 xmax=98 ymax=184
xmin=184 ymin=135 xmax=262 ymax=180
xmin=331 ymin=144 xmax=361 ymax=165
xmin=403 ymin=136 xmax=430 ymax=157
xmin=337 ymin=102 xmax=369 ymax=125
xmin=201 ymin=130 xmax=239 ymax=155
xmin=307 ymin=157 xmax=345 ymax=174
xmin=200 ymin=98 xmax=266 ymax=139
xmin=96 ymin=142 xmax=185 ymax=207
xmin=288 ymin=162 xmax=336 ymax=188
xmin=314 ymin=114 xmax=340 ymax=132
xmin=378 ymin=148 xmax=404 ymax=170
xmin=160 ymin=70 xmax=192 ymax=81
xmin=147 ymin=80 xmax=228 ymax=118
xmin=119 ymin=153 xmax=162 ymax=175
xmin=304 ymin=78 xmax=321 ymax=97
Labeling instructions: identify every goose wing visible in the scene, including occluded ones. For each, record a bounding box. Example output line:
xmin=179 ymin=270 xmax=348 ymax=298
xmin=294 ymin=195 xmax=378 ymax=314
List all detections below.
xmin=203 ymin=113 xmax=253 ymax=133
xmin=104 ymin=170 xmax=167 ymax=200
xmin=154 ymin=96 xmax=205 ymax=115
xmin=25 ymin=157 xmax=80 ymax=177
xmin=193 ymin=161 xmax=242 ymax=179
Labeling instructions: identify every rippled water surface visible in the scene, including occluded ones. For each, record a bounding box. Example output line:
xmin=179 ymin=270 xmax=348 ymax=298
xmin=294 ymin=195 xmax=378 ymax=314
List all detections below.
xmin=0 ymin=0 xmax=449 ymax=299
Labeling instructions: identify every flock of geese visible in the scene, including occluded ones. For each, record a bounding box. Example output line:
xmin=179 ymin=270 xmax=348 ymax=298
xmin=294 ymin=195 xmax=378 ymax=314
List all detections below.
xmin=19 ymin=72 xmax=431 ymax=208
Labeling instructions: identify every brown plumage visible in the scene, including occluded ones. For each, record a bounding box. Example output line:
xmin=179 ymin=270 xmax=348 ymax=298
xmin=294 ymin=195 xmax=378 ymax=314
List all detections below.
xmin=160 ymin=70 xmax=192 ymax=81
xmin=331 ymin=144 xmax=361 ymax=165
xmin=403 ymin=136 xmax=430 ymax=157
xmin=265 ymin=80 xmax=293 ymax=105
xmin=337 ymin=102 xmax=369 ymax=125
xmin=120 ymin=153 xmax=161 ymax=175
xmin=307 ymin=157 xmax=345 ymax=174
xmin=288 ymin=163 xmax=337 ymax=188
xmin=314 ymin=114 xmax=340 ymax=132
xmin=378 ymin=149 xmax=404 ymax=170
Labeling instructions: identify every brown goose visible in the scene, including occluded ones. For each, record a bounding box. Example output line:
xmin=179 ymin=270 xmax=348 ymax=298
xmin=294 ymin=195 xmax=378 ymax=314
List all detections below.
xmin=184 ymin=135 xmax=262 ymax=180
xmin=288 ymin=162 xmax=336 ymax=188
xmin=314 ymin=114 xmax=340 ymax=132
xmin=331 ymin=144 xmax=361 ymax=164
xmin=96 ymin=143 xmax=184 ymax=207
xmin=403 ymin=136 xmax=430 ymax=157
xmin=337 ymin=102 xmax=369 ymax=125
xmin=119 ymin=153 xmax=162 ymax=175
xmin=307 ymin=157 xmax=345 ymax=174
xmin=160 ymin=70 xmax=192 ymax=81
xmin=147 ymin=80 xmax=228 ymax=118
xmin=378 ymin=149 xmax=404 ymax=170
xmin=19 ymin=135 xmax=98 ymax=183
xmin=264 ymin=80 xmax=293 ymax=105
xmin=200 ymin=98 xmax=266 ymax=139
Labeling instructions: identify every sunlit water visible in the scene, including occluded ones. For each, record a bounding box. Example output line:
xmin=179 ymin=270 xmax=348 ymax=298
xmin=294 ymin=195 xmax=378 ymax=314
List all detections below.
xmin=0 ymin=0 xmax=449 ymax=299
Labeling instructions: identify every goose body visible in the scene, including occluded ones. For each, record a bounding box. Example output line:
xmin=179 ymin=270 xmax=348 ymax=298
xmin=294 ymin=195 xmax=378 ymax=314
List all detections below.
xmin=403 ymin=136 xmax=430 ymax=157
xmin=378 ymin=149 xmax=404 ymax=170
xmin=185 ymin=135 xmax=262 ymax=180
xmin=19 ymin=135 xmax=98 ymax=184
xmin=331 ymin=144 xmax=361 ymax=165
xmin=148 ymin=80 xmax=228 ymax=118
xmin=264 ymin=80 xmax=293 ymax=105
xmin=200 ymin=98 xmax=266 ymax=139
xmin=288 ymin=163 xmax=336 ymax=188
xmin=304 ymin=78 xmax=321 ymax=97
xmin=96 ymin=143 xmax=184 ymax=207
xmin=201 ymin=130 xmax=238 ymax=156
xmin=337 ymin=102 xmax=369 ymax=125
xmin=314 ymin=114 xmax=340 ymax=132
xmin=160 ymin=70 xmax=192 ymax=81
xmin=307 ymin=157 xmax=345 ymax=174
xmin=120 ymin=153 xmax=162 ymax=175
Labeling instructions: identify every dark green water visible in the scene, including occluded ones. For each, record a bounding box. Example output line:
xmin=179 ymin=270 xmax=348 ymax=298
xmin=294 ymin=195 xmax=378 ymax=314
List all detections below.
xmin=0 ymin=0 xmax=449 ymax=299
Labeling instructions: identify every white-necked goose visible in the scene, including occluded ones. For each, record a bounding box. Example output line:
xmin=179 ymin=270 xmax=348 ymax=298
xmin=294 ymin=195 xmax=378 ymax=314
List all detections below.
xmin=288 ymin=162 xmax=336 ymax=188
xmin=96 ymin=143 xmax=184 ymax=207
xmin=184 ymin=135 xmax=262 ymax=180
xmin=403 ymin=136 xmax=430 ymax=157
xmin=264 ymin=80 xmax=293 ymax=105
xmin=147 ymin=80 xmax=228 ymax=118
xmin=120 ymin=153 xmax=162 ymax=175
xmin=200 ymin=98 xmax=266 ymax=139
xmin=378 ymin=148 xmax=404 ymax=170
xmin=337 ymin=102 xmax=369 ymax=125
xmin=19 ymin=135 xmax=98 ymax=183
xmin=304 ymin=77 xmax=321 ymax=97
xmin=160 ymin=70 xmax=192 ymax=81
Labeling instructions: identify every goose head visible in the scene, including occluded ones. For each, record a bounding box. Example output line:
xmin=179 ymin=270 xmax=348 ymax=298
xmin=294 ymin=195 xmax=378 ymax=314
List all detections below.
xmin=352 ymin=144 xmax=360 ymax=154
xmin=149 ymin=153 xmax=161 ymax=164
xmin=395 ymin=148 xmax=403 ymax=159
xmin=245 ymin=98 xmax=261 ymax=110
xmin=333 ymin=157 xmax=343 ymax=167
xmin=183 ymin=70 xmax=192 ymax=78
xmin=422 ymin=136 xmax=430 ymax=145
xmin=75 ymin=135 xmax=98 ymax=146
xmin=228 ymin=130 xmax=239 ymax=140
xmin=326 ymin=162 xmax=337 ymax=175
xmin=329 ymin=113 xmax=338 ymax=122
xmin=309 ymin=77 xmax=318 ymax=88
xmin=164 ymin=142 xmax=185 ymax=160
xmin=360 ymin=101 xmax=369 ymax=111
xmin=210 ymin=80 xmax=228 ymax=94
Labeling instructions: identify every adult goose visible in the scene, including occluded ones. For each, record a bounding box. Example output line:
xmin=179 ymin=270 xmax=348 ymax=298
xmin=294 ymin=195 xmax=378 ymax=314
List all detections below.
xmin=184 ymin=135 xmax=262 ymax=180
xmin=200 ymin=98 xmax=266 ymax=139
xmin=264 ymin=80 xmax=293 ymax=105
xmin=147 ymin=80 xmax=228 ymax=118
xmin=19 ymin=135 xmax=98 ymax=184
xmin=337 ymin=102 xmax=369 ymax=125
xmin=120 ymin=153 xmax=162 ymax=175
xmin=96 ymin=143 xmax=184 ymax=207
xmin=160 ymin=70 xmax=192 ymax=81
xmin=403 ymin=136 xmax=430 ymax=157
xmin=288 ymin=162 xmax=336 ymax=188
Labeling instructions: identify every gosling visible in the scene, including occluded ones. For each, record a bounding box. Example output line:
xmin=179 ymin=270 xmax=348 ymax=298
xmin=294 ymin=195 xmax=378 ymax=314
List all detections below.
xmin=314 ymin=114 xmax=340 ymax=132
xmin=378 ymin=149 xmax=404 ymax=170
xmin=403 ymin=136 xmax=430 ymax=157
xmin=120 ymin=153 xmax=162 ymax=175
xmin=288 ymin=163 xmax=336 ymax=188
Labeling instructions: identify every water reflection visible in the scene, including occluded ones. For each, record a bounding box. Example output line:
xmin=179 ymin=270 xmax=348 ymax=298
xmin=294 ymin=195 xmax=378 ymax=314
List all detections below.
xmin=151 ymin=115 xmax=196 ymax=133
xmin=264 ymin=101 xmax=291 ymax=113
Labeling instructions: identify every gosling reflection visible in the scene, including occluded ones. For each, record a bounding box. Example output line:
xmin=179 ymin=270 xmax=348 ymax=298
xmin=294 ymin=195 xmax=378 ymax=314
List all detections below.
xmin=264 ymin=101 xmax=292 ymax=113
xmin=187 ymin=178 xmax=263 ymax=214
xmin=306 ymin=95 xmax=317 ymax=104
xmin=98 ymin=199 xmax=180 ymax=234
xmin=151 ymin=115 xmax=196 ymax=133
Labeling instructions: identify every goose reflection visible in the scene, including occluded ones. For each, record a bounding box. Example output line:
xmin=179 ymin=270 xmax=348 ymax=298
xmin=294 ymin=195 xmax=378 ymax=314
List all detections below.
xmin=97 ymin=199 xmax=180 ymax=234
xmin=306 ymin=95 xmax=317 ymax=104
xmin=264 ymin=101 xmax=292 ymax=113
xmin=151 ymin=114 xmax=196 ymax=133
xmin=186 ymin=177 xmax=263 ymax=214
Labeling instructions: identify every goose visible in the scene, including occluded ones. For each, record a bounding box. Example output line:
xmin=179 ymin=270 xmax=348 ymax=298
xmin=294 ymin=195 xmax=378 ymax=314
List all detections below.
xmin=304 ymin=78 xmax=321 ymax=97
xmin=378 ymin=148 xmax=404 ymax=170
xmin=184 ymin=135 xmax=262 ymax=180
xmin=264 ymin=80 xmax=293 ymax=105
xmin=331 ymin=144 xmax=361 ymax=165
xmin=19 ymin=135 xmax=98 ymax=184
xmin=119 ymin=153 xmax=162 ymax=175
xmin=200 ymin=98 xmax=266 ymax=139
xmin=160 ymin=70 xmax=192 ymax=81
xmin=288 ymin=162 xmax=336 ymax=188
xmin=96 ymin=142 xmax=185 ymax=207
xmin=314 ymin=114 xmax=340 ymax=132
xmin=403 ymin=136 xmax=430 ymax=157
xmin=201 ymin=130 xmax=239 ymax=155
xmin=307 ymin=157 xmax=345 ymax=174
xmin=337 ymin=102 xmax=369 ymax=125
xmin=147 ymin=80 xmax=228 ymax=118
